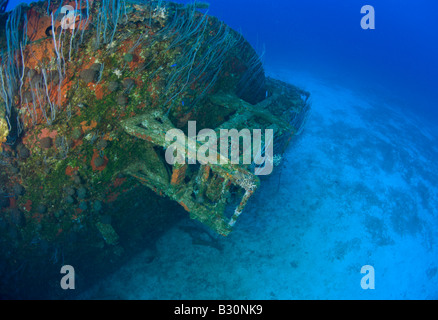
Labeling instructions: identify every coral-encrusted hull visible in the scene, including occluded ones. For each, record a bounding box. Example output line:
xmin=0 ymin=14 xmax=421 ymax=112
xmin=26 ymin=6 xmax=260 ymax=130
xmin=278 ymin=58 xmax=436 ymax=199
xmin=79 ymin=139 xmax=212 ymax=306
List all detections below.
xmin=0 ymin=0 xmax=310 ymax=298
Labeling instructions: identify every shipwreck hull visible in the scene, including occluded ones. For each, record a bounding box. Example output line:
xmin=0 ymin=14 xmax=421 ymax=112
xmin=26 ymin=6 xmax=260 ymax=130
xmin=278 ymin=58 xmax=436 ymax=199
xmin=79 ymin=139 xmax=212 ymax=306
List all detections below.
xmin=0 ymin=0 xmax=310 ymax=298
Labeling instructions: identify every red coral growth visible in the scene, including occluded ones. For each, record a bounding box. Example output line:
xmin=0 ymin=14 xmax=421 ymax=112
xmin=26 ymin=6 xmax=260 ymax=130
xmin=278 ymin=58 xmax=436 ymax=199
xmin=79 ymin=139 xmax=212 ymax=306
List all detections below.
xmin=26 ymin=7 xmax=52 ymax=43
xmin=179 ymin=201 xmax=190 ymax=212
xmin=65 ymin=166 xmax=79 ymax=176
xmin=23 ymin=199 xmax=32 ymax=212
xmin=80 ymin=120 xmax=98 ymax=132
xmin=106 ymin=192 xmax=120 ymax=203
xmin=38 ymin=128 xmax=58 ymax=141
xmin=9 ymin=197 xmax=17 ymax=209
xmin=91 ymin=149 xmax=108 ymax=171
xmin=31 ymin=213 xmax=43 ymax=224
xmin=102 ymin=132 xmax=113 ymax=142
xmin=113 ymin=177 xmax=126 ymax=188
xmin=94 ymin=84 xmax=105 ymax=100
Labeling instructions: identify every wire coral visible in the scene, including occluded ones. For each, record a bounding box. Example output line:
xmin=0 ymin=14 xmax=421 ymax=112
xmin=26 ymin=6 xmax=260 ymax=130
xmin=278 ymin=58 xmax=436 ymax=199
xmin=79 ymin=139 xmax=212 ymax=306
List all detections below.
xmin=0 ymin=3 xmax=28 ymax=141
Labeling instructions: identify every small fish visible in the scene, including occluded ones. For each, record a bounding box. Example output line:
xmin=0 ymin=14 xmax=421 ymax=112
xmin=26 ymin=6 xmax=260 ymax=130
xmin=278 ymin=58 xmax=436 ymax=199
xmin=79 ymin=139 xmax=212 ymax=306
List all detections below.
xmin=182 ymin=101 xmax=185 ymax=106
xmin=171 ymin=64 xmax=177 ymax=68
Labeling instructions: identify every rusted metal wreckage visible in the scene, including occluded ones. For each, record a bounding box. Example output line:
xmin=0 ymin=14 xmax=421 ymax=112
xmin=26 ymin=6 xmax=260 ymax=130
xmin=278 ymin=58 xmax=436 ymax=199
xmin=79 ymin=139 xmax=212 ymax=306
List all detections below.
xmin=122 ymin=78 xmax=310 ymax=235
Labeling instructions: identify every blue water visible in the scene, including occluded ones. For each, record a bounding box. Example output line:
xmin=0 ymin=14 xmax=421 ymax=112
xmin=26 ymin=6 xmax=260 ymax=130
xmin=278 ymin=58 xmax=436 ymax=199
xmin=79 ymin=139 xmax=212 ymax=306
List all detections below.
xmin=6 ymin=0 xmax=438 ymax=299
xmin=172 ymin=0 xmax=438 ymax=121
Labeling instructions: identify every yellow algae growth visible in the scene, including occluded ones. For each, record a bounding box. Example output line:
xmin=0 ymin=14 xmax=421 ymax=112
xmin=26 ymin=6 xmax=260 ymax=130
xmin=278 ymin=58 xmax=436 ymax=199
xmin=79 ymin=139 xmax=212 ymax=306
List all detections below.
xmin=0 ymin=111 xmax=9 ymax=150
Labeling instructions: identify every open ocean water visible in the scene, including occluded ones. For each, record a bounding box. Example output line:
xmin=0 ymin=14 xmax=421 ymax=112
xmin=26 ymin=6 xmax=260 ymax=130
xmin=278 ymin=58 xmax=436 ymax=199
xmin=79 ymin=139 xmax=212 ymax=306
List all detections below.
xmin=4 ymin=0 xmax=438 ymax=299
